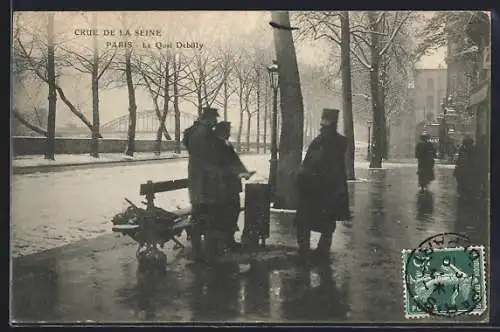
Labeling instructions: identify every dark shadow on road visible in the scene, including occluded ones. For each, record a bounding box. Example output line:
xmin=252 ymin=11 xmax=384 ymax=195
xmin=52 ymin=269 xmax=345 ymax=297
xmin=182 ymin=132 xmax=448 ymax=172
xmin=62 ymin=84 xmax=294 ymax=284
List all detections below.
xmin=11 ymin=257 xmax=59 ymax=322
xmin=115 ymin=265 xmax=184 ymax=321
xmin=280 ymin=262 xmax=349 ymax=322
xmin=416 ymin=190 xmax=434 ymax=221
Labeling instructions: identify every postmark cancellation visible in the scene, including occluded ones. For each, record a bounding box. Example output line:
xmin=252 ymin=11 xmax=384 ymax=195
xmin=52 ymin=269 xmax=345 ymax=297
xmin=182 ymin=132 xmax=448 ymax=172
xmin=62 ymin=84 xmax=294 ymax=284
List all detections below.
xmin=402 ymin=245 xmax=487 ymax=319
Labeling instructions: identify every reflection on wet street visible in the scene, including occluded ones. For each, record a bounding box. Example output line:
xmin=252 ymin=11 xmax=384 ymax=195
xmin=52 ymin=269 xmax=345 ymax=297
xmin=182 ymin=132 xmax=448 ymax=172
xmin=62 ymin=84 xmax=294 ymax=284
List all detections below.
xmin=11 ymin=166 xmax=489 ymax=323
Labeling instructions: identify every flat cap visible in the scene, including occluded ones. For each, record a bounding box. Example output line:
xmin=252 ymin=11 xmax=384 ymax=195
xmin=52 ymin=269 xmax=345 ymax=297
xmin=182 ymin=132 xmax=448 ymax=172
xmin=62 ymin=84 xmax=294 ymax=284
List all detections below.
xmin=201 ymin=107 xmax=220 ymax=118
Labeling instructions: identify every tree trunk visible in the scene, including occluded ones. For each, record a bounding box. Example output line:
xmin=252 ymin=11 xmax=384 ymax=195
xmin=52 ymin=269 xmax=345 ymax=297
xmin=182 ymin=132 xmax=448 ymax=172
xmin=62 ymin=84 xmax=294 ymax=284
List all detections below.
xmin=379 ymin=56 xmax=388 ymax=160
xmin=174 ymin=55 xmax=181 ymax=153
xmin=341 ymin=11 xmax=355 ymax=180
xmin=197 ymin=76 xmax=203 ymax=116
xmin=379 ymin=83 xmax=388 ymax=159
xmin=246 ymin=112 xmax=252 ymax=152
xmin=271 ymin=11 xmax=305 ymax=209
xmin=90 ymin=12 xmax=100 ymax=158
xmin=237 ymin=108 xmax=244 ymax=152
xmin=155 ymin=60 xmax=170 ymax=155
xmin=256 ymin=71 xmax=261 ymax=153
xmin=368 ymin=12 xmax=383 ymax=168
xmin=223 ymin=80 xmax=228 ymax=121
xmin=45 ymin=12 xmax=57 ymax=160
xmin=124 ymin=48 xmax=137 ymax=156
xmin=263 ymin=84 xmax=268 ymax=153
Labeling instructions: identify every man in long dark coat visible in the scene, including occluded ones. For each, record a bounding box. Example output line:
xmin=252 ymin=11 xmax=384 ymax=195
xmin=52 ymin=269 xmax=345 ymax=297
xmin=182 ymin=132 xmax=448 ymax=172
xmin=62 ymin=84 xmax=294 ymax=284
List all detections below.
xmin=213 ymin=121 xmax=253 ymax=250
xmin=415 ymin=132 xmax=436 ymax=191
xmin=454 ymin=137 xmax=476 ymax=199
xmin=295 ymin=108 xmax=351 ymax=261
xmin=183 ymin=107 xmax=227 ymax=263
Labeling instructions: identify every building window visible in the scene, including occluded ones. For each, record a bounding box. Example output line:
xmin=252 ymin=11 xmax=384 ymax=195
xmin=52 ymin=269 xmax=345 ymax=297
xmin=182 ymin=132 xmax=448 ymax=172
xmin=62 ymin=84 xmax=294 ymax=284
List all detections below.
xmin=427 ymin=77 xmax=434 ymax=90
xmin=426 ymin=95 xmax=435 ymax=113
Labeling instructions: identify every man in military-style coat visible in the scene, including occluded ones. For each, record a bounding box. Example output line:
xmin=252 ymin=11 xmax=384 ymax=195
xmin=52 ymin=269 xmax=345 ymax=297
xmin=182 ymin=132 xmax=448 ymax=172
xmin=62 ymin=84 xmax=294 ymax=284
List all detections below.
xmin=183 ymin=107 xmax=227 ymax=262
xmin=295 ymin=108 xmax=351 ymax=261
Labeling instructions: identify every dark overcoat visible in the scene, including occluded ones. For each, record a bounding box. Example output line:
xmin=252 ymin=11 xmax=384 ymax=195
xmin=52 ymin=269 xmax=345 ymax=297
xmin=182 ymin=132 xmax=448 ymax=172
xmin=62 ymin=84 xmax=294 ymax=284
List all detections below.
xmin=295 ymin=125 xmax=351 ymax=232
xmin=454 ymin=144 xmax=476 ymax=194
xmin=214 ymin=138 xmax=248 ymax=201
xmin=183 ymin=121 xmax=227 ymax=206
xmin=415 ymin=141 xmax=436 ymax=186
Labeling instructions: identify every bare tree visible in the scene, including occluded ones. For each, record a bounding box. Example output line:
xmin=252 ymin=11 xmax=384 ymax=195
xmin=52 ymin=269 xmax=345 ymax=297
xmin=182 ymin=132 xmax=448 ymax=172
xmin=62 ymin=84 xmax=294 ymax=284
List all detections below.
xmin=183 ymin=48 xmax=228 ymax=115
xmin=56 ymin=13 xmax=116 ymax=158
xmin=295 ymin=11 xmax=357 ymax=179
xmin=45 ymin=12 xmax=56 ymax=160
xmin=347 ymin=11 xmax=413 ymax=168
xmin=135 ymin=52 xmax=173 ymax=155
xmin=233 ymin=51 xmax=256 ymax=152
xmin=13 ymin=13 xmax=105 ymax=159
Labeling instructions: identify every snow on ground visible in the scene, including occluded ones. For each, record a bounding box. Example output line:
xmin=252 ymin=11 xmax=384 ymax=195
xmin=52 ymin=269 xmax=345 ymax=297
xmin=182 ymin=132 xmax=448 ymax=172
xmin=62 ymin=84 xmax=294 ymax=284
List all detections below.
xmin=11 ymin=151 xmax=451 ymax=258
xmin=11 ymin=155 xmax=269 ymax=258
xmin=12 ymin=151 xmax=189 ymax=168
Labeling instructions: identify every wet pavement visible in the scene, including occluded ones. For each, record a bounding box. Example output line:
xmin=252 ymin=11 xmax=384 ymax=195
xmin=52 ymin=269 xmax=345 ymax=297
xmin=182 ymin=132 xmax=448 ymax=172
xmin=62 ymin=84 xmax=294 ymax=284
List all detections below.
xmin=11 ymin=166 xmax=489 ymax=324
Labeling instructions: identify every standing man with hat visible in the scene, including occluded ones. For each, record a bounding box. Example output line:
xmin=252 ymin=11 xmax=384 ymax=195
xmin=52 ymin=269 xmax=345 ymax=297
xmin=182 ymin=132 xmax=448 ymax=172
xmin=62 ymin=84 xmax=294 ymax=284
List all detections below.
xmin=295 ymin=108 xmax=351 ymax=262
xmin=183 ymin=107 xmax=227 ymax=263
xmin=213 ymin=121 xmax=254 ymax=251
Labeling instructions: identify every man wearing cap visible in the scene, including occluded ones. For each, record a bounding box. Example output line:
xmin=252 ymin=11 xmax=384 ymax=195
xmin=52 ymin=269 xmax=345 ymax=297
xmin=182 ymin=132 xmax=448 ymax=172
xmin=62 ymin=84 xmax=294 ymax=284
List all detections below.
xmin=295 ymin=108 xmax=351 ymax=262
xmin=183 ymin=107 xmax=227 ymax=263
xmin=415 ymin=132 xmax=436 ymax=191
xmin=213 ymin=121 xmax=254 ymax=250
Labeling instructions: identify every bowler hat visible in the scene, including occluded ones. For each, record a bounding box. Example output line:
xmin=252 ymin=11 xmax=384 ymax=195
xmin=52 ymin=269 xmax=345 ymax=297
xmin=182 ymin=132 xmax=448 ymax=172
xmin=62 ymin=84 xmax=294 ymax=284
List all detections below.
xmin=201 ymin=107 xmax=220 ymax=118
xmin=321 ymin=108 xmax=340 ymax=122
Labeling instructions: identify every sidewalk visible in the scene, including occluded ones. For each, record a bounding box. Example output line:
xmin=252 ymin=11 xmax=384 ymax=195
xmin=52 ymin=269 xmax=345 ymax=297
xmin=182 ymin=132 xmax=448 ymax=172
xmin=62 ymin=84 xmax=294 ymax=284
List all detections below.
xmin=12 ymin=152 xmax=188 ymax=174
xmin=12 ymin=151 xmax=264 ymax=174
xmin=11 ymin=165 xmax=487 ymax=323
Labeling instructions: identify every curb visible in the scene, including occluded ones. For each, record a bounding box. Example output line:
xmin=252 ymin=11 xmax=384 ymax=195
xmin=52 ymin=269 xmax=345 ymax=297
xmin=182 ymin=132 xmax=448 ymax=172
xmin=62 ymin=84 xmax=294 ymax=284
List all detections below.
xmin=12 ymin=152 xmax=263 ymax=175
xmin=12 ymin=156 xmax=188 ymax=175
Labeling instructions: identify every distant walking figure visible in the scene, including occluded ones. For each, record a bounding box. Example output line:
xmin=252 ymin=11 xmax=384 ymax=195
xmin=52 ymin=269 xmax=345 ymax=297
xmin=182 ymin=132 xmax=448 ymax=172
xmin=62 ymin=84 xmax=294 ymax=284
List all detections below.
xmin=415 ymin=132 xmax=436 ymax=191
xmin=295 ymin=108 xmax=351 ymax=262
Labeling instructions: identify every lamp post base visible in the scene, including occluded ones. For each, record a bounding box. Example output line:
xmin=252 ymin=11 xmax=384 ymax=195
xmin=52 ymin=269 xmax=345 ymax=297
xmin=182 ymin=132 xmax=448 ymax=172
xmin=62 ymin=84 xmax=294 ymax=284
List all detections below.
xmin=269 ymin=157 xmax=278 ymax=203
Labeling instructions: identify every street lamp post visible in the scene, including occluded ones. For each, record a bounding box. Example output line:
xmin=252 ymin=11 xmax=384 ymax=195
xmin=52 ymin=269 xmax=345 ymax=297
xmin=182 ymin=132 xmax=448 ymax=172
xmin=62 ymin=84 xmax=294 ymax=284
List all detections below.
xmin=367 ymin=120 xmax=373 ymax=161
xmin=439 ymin=96 xmax=451 ymax=160
xmin=267 ymin=60 xmax=279 ymax=203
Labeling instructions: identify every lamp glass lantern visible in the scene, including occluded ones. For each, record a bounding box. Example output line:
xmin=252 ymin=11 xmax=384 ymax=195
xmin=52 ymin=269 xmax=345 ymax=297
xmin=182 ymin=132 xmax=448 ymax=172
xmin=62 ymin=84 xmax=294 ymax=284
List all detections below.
xmin=267 ymin=62 xmax=279 ymax=90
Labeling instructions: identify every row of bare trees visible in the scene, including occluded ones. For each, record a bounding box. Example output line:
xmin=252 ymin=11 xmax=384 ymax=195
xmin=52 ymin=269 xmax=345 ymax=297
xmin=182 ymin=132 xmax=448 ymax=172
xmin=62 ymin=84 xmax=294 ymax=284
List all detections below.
xmin=12 ymin=12 xmax=283 ymax=160
xmin=295 ymin=11 xmax=416 ymax=171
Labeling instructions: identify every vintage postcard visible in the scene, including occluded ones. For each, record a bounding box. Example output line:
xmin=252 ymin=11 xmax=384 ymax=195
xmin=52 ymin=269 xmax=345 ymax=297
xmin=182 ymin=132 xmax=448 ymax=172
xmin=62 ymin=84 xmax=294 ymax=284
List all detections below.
xmin=10 ymin=10 xmax=491 ymax=324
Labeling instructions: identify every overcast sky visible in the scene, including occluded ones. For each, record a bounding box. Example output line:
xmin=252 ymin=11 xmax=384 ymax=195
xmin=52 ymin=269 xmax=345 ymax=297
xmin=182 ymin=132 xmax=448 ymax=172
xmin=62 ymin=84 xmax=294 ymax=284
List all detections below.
xmin=13 ymin=11 xmax=444 ymax=128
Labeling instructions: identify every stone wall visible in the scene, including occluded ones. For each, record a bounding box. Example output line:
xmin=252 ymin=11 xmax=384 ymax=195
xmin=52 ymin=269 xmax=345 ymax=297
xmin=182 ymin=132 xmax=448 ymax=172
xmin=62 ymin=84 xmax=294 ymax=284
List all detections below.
xmin=12 ymin=137 xmax=270 ymax=156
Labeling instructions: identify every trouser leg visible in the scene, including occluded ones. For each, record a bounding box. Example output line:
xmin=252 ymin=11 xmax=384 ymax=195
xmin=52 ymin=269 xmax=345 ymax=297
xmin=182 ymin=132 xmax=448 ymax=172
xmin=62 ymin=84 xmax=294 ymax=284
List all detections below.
xmin=317 ymin=222 xmax=336 ymax=253
xmin=203 ymin=205 xmax=221 ymax=262
xmin=190 ymin=205 xmax=206 ymax=261
xmin=226 ymin=199 xmax=241 ymax=246
xmin=296 ymin=218 xmax=311 ymax=252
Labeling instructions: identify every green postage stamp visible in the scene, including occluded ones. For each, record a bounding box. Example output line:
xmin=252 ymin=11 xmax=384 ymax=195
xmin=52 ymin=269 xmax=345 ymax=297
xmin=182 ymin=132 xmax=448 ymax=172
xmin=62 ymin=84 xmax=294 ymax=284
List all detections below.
xmin=402 ymin=244 xmax=487 ymax=319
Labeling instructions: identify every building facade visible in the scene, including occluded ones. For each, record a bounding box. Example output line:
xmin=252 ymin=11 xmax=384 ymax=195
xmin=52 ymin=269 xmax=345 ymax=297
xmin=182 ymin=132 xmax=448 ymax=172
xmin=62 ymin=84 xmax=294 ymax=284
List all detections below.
xmin=413 ymin=67 xmax=448 ymax=125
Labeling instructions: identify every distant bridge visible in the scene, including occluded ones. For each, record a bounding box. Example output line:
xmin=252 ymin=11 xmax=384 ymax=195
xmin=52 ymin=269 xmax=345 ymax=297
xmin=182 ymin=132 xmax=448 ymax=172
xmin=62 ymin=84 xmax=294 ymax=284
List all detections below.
xmin=100 ymin=110 xmax=198 ymax=139
xmin=100 ymin=110 xmax=265 ymax=142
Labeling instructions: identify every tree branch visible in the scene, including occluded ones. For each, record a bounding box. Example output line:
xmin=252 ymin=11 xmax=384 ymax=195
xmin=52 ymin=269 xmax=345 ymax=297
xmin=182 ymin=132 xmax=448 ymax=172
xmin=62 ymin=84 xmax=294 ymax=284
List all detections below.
xmin=379 ymin=12 xmax=413 ymax=57
xmin=13 ymin=109 xmax=48 ymax=136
